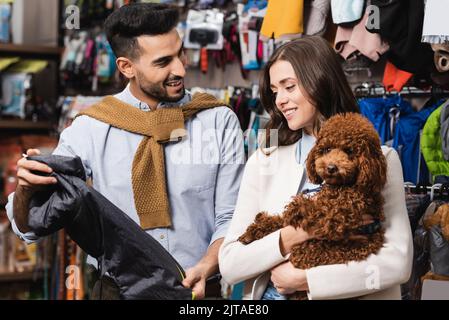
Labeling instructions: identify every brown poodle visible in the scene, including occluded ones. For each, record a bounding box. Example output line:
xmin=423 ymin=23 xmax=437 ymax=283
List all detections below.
xmin=239 ymin=112 xmax=387 ymax=274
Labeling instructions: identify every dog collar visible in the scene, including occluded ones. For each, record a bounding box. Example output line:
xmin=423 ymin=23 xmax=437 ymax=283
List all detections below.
xmin=355 ymin=219 xmax=382 ymax=235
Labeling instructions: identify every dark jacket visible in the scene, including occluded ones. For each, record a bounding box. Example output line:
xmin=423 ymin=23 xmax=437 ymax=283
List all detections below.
xmin=368 ymin=0 xmax=434 ymax=74
xmin=441 ymin=102 xmax=449 ymax=161
xmin=27 ymin=155 xmax=192 ymax=300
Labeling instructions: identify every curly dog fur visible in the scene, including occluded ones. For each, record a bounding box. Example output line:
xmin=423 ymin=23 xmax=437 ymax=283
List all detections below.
xmin=239 ymin=113 xmax=387 ymax=273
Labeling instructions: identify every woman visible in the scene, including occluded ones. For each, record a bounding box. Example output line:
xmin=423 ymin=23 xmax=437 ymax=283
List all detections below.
xmin=219 ymin=36 xmax=413 ymax=300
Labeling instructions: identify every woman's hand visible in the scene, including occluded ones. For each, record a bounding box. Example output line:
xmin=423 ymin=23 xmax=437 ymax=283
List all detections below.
xmin=279 ymin=225 xmax=313 ymax=256
xmin=273 ymin=215 xmax=375 ymax=295
xmin=270 ymin=262 xmax=308 ymax=295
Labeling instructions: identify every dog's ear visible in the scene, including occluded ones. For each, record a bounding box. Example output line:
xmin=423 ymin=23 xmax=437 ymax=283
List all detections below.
xmin=306 ymin=143 xmax=323 ymax=185
xmin=356 ymin=140 xmax=387 ymax=194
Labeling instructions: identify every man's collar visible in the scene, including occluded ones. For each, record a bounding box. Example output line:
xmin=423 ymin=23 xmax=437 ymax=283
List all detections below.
xmin=114 ymin=84 xmax=192 ymax=111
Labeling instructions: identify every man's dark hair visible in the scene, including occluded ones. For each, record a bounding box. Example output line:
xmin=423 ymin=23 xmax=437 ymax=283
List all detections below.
xmin=104 ymin=3 xmax=179 ymax=60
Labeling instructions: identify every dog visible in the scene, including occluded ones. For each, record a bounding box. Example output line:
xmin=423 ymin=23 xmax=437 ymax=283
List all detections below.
xmin=239 ymin=113 xmax=388 ymax=296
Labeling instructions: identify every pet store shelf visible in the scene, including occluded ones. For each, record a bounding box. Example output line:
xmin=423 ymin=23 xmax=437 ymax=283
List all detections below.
xmin=0 ymin=44 xmax=63 ymax=57
xmin=0 ymin=270 xmax=43 ymax=283
xmin=0 ymin=119 xmax=54 ymax=131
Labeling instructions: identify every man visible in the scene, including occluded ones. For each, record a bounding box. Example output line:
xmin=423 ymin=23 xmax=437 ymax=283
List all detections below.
xmin=6 ymin=3 xmax=245 ymax=299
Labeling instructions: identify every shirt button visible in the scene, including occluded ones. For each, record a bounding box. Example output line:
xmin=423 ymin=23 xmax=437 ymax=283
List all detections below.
xmin=160 ymin=235 xmax=165 ymax=240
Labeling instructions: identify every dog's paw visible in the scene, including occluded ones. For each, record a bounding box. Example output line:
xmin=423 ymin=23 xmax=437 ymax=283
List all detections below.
xmin=238 ymin=212 xmax=284 ymax=244
xmin=254 ymin=211 xmax=270 ymax=222
xmin=238 ymin=232 xmax=255 ymax=245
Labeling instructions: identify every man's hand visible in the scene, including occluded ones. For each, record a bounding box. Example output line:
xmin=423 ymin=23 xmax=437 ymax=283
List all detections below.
xmin=13 ymin=149 xmax=57 ymax=233
xmin=182 ymin=238 xmax=223 ymax=299
xmin=270 ymin=261 xmax=308 ymax=295
xmin=17 ymin=149 xmax=57 ymax=189
xmin=182 ymin=263 xmax=210 ymax=300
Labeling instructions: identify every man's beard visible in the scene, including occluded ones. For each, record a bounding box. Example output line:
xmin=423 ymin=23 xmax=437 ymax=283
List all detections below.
xmin=137 ymin=71 xmax=185 ymax=103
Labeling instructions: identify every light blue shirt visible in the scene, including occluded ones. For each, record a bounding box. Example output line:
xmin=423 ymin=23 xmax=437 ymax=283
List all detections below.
xmin=296 ymin=133 xmax=320 ymax=193
xmin=6 ymin=85 xmax=245 ymax=270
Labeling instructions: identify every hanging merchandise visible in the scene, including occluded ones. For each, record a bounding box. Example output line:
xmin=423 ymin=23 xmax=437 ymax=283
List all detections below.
xmin=422 ymin=0 xmax=449 ymax=44
xmin=303 ymin=0 xmax=330 ymax=36
xmin=330 ymin=0 xmax=364 ymax=26
xmin=237 ymin=1 xmax=269 ymax=71
xmin=383 ymin=61 xmax=413 ymax=93
xmin=212 ymin=10 xmax=248 ymax=78
xmin=245 ymin=6 xmax=266 ymax=70
xmin=421 ymin=100 xmax=449 ymax=181
xmin=368 ymin=0 xmax=434 ymax=74
xmin=358 ymin=94 xmax=414 ymax=145
xmin=188 ymin=84 xmax=262 ymax=133
xmin=244 ymin=110 xmax=257 ymax=152
xmin=60 ymin=31 xmax=89 ymax=87
xmin=432 ymin=44 xmax=449 ymax=74
xmin=430 ymin=44 xmax=449 ymax=88
xmin=61 ymin=31 xmax=117 ymax=92
xmin=236 ymin=4 xmax=250 ymax=70
xmin=222 ymin=11 xmax=241 ymax=65
xmin=334 ymin=8 xmax=389 ymax=62
xmin=60 ymin=32 xmax=88 ymax=73
xmin=392 ymin=99 xmax=443 ymax=184
xmin=260 ymin=0 xmax=303 ymax=42
xmin=358 ymin=86 xmax=449 ymax=184
xmin=243 ymin=85 xmax=267 ymax=158
xmin=93 ymin=33 xmax=117 ymax=90
xmin=184 ymin=9 xmax=224 ymax=51
xmin=441 ymin=103 xmax=449 ymax=161
xmin=184 ymin=9 xmax=224 ymax=73
xmin=183 ymin=9 xmax=241 ymax=74
xmin=230 ymin=87 xmax=252 ymax=130
xmin=404 ymin=186 xmax=431 ymax=235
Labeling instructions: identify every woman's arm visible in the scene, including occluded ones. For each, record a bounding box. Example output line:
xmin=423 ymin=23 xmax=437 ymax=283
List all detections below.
xmin=304 ymin=148 xmax=413 ymax=300
xmin=219 ymin=150 xmax=287 ymax=285
xmin=219 ymin=148 xmax=313 ymax=285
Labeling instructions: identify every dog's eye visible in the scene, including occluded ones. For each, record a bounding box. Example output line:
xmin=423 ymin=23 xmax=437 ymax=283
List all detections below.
xmin=344 ymin=147 xmax=354 ymax=155
xmin=320 ymin=147 xmax=332 ymax=154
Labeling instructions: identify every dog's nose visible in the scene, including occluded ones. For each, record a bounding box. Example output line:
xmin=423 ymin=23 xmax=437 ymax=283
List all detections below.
xmin=327 ymin=164 xmax=338 ymax=174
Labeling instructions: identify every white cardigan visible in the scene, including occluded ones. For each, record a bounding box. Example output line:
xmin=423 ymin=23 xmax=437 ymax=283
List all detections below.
xmin=219 ymin=143 xmax=413 ymax=300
